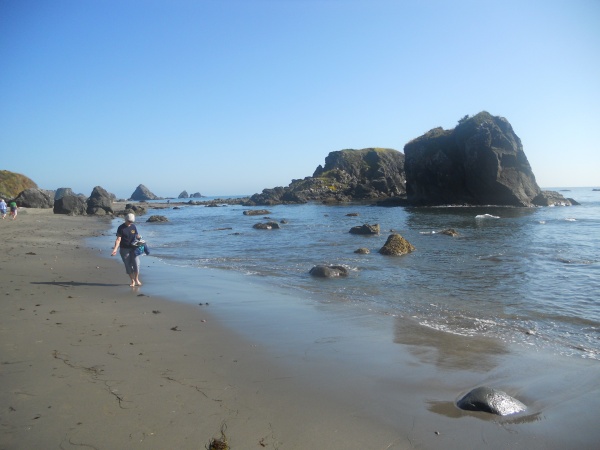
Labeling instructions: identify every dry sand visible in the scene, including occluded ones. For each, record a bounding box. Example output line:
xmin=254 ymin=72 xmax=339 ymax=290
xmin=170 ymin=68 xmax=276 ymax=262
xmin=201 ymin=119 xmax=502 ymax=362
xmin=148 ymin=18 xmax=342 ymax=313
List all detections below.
xmin=1 ymin=208 xmax=599 ymax=449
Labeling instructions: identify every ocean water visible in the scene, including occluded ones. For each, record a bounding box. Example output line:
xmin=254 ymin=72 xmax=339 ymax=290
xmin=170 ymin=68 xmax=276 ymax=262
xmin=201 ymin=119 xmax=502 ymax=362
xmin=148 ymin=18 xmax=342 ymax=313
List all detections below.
xmin=127 ymin=187 xmax=600 ymax=360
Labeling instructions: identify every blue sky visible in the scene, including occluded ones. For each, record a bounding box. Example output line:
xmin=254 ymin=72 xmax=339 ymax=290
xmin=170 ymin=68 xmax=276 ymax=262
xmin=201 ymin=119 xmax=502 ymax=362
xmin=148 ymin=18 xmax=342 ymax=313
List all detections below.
xmin=1 ymin=0 xmax=599 ymax=198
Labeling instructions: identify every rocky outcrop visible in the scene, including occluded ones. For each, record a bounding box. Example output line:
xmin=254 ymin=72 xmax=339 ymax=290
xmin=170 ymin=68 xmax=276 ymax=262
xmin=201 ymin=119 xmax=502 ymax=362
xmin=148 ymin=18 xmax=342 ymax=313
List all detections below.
xmin=14 ymin=188 xmax=53 ymax=208
xmin=86 ymin=186 xmax=114 ymax=215
xmin=246 ymin=148 xmax=406 ymax=205
xmin=404 ymin=112 xmax=545 ymax=206
xmin=146 ymin=215 xmax=168 ymax=222
xmin=349 ymin=224 xmax=380 ymax=235
xmin=457 ymin=386 xmax=526 ymax=416
xmin=54 ymin=194 xmax=87 ymax=215
xmin=253 ymin=221 xmax=280 ymax=229
xmin=309 ymin=265 xmax=349 ymax=277
xmin=378 ymin=234 xmax=415 ymax=256
xmin=0 ymin=170 xmax=37 ymax=199
xmin=191 ymin=192 xmax=203 ymax=198
xmin=178 ymin=190 xmax=189 ymax=199
xmin=130 ymin=184 xmax=160 ymax=201
xmin=243 ymin=209 xmax=271 ymax=216
xmin=532 ymin=190 xmax=578 ymax=206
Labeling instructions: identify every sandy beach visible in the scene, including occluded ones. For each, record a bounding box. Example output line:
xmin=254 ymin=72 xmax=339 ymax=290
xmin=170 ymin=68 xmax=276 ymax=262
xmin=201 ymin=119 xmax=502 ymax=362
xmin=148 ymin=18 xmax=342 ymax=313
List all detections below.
xmin=1 ymin=209 xmax=599 ymax=450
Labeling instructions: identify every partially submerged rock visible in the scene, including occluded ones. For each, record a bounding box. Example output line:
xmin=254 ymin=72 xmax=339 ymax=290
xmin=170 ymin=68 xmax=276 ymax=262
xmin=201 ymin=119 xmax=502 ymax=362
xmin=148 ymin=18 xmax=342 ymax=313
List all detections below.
xmin=244 ymin=209 xmax=271 ymax=216
xmin=378 ymin=234 xmax=415 ymax=256
xmin=349 ymin=223 xmax=380 ymax=235
xmin=253 ymin=221 xmax=280 ymax=230
xmin=146 ymin=215 xmax=168 ymax=223
xmin=457 ymin=386 xmax=526 ymax=416
xmin=309 ymin=265 xmax=349 ymax=277
xmin=354 ymin=248 xmax=370 ymax=254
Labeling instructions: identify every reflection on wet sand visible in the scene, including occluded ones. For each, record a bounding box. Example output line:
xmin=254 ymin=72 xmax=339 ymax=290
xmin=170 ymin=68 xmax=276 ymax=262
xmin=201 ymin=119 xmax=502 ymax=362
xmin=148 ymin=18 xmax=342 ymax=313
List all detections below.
xmin=394 ymin=318 xmax=509 ymax=371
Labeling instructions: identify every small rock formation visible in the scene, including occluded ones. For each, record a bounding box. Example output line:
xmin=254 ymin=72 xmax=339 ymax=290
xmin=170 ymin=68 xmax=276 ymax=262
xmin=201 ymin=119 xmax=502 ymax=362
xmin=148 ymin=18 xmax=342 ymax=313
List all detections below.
xmin=178 ymin=190 xmax=189 ymax=198
xmin=532 ymin=190 xmax=577 ymax=206
xmin=243 ymin=209 xmax=271 ymax=216
xmin=130 ymin=184 xmax=160 ymax=201
xmin=86 ymin=186 xmax=114 ymax=215
xmin=54 ymin=194 xmax=87 ymax=215
xmin=191 ymin=192 xmax=203 ymax=198
xmin=253 ymin=221 xmax=280 ymax=229
xmin=14 ymin=188 xmax=53 ymax=208
xmin=354 ymin=248 xmax=370 ymax=254
xmin=309 ymin=265 xmax=349 ymax=277
xmin=405 ymin=112 xmax=543 ymax=206
xmin=378 ymin=234 xmax=415 ymax=256
xmin=349 ymin=223 xmax=380 ymax=235
xmin=457 ymin=386 xmax=526 ymax=416
xmin=146 ymin=215 xmax=168 ymax=223
xmin=439 ymin=228 xmax=459 ymax=237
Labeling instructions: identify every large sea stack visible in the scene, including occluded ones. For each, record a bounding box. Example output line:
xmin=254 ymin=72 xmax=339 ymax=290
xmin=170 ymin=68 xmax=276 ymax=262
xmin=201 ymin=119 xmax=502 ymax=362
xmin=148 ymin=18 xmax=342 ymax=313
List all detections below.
xmin=246 ymin=148 xmax=406 ymax=205
xmin=404 ymin=111 xmax=541 ymax=206
xmin=130 ymin=184 xmax=160 ymax=201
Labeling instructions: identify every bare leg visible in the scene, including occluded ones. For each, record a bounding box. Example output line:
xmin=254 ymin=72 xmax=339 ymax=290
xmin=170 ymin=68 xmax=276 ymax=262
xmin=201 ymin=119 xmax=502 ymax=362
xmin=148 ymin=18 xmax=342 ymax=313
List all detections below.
xmin=134 ymin=273 xmax=142 ymax=286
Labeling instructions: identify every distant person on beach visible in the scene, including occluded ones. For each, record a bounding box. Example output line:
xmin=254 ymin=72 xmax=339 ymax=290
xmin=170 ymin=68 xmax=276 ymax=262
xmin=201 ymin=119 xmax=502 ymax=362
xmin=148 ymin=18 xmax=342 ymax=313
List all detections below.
xmin=9 ymin=201 xmax=17 ymax=220
xmin=111 ymin=213 xmax=143 ymax=287
xmin=0 ymin=199 xmax=6 ymax=219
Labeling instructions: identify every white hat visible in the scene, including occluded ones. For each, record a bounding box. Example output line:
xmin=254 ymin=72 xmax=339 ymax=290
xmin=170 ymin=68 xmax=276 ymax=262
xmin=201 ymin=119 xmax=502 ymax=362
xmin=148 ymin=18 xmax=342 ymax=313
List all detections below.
xmin=126 ymin=213 xmax=135 ymax=222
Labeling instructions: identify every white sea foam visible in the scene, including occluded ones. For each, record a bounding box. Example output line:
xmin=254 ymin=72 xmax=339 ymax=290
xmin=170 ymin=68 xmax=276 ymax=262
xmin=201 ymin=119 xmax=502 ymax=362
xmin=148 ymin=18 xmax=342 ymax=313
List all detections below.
xmin=475 ymin=213 xmax=500 ymax=219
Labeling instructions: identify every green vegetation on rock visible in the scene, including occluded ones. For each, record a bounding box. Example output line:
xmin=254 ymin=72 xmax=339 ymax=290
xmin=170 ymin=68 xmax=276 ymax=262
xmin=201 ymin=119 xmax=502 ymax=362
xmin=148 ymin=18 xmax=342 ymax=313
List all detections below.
xmin=0 ymin=170 xmax=38 ymax=199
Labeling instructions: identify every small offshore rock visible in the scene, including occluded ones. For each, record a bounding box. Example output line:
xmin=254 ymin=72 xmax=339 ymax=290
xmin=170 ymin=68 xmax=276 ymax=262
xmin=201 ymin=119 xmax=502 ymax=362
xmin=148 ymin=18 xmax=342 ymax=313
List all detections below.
xmin=309 ymin=265 xmax=349 ymax=278
xmin=243 ymin=209 xmax=271 ymax=216
xmin=147 ymin=215 xmax=169 ymax=223
xmin=378 ymin=234 xmax=415 ymax=256
xmin=439 ymin=228 xmax=459 ymax=237
xmin=349 ymin=223 xmax=380 ymax=235
xmin=253 ymin=221 xmax=280 ymax=230
xmin=354 ymin=248 xmax=370 ymax=254
xmin=457 ymin=386 xmax=526 ymax=416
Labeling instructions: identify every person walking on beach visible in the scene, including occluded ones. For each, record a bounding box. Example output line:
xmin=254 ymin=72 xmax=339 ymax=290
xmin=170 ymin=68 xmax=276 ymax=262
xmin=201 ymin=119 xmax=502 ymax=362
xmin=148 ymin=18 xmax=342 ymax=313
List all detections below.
xmin=9 ymin=201 xmax=17 ymax=220
xmin=111 ymin=213 xmax=143 ymax=287
xmin=0 ymin=199 xmax=6 ymax=219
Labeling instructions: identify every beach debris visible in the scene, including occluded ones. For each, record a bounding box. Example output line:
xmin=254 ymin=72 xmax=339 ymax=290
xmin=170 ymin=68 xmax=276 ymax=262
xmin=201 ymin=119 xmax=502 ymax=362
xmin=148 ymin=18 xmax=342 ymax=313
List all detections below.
xmin=152 ymin=310 xmax=161 ymax=314
xmin=170 ymin=326 xmax=181 ymax=331
xmin=349 ymin=223 xmax=380 ymax=235
xmin=207 ymin=424 xmax=229 ymax=450
xmin=26 ymin=252 xmax=36 ymax=255
xmin=457 ymin=386 xmax=526 ymax=416
xmin=309 ymin=265 xmax=348 ymax=278
xmin=378 ymin=234 xmax=415 ymax=256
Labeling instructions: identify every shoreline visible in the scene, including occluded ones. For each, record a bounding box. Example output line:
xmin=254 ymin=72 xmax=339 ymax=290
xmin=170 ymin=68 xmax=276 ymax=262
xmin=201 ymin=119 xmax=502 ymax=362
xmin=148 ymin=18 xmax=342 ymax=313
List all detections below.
xmin=1 ymin=209 xmax=599 ymax=449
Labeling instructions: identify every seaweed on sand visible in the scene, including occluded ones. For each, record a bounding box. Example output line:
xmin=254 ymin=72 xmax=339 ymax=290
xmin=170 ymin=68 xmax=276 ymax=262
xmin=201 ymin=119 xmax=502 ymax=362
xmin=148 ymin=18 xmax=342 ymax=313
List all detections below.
xmin=207 ymin=424 xmax=229 ymax=450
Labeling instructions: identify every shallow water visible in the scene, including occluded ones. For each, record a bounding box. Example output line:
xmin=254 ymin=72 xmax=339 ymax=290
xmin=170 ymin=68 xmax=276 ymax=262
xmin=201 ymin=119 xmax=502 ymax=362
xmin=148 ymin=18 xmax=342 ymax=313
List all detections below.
xmin=115 ymin=187 xmax=600 ymax=360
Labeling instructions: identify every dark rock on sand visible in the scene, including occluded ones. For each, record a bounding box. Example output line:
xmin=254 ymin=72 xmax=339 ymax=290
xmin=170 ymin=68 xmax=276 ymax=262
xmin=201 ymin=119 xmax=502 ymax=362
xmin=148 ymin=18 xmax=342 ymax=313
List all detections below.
xmin=405 ymin=111 xmax=543 ymax=206
xmin=86 ymin=186 xmax=114 ymax=215
xmin=457 ymin=386 xmax=526 ymax=416
xmin=349 ymin=223 xmax=380 ymax=235
xmin=14 ymin=188 xmax=53 ymax=208
xmin=53 ymin=194 xmax=87 ymax=215
xmin=309 ymin=265 xmax=349 ymax=277
xmin=378 ymin=234 xmax=415 ymax=256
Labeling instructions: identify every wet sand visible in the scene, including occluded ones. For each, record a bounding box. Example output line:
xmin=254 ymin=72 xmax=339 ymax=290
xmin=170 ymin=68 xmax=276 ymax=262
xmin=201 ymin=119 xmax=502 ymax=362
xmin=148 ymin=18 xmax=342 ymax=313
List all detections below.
xmin=1 ymin=208 xmax=599 ymax=449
